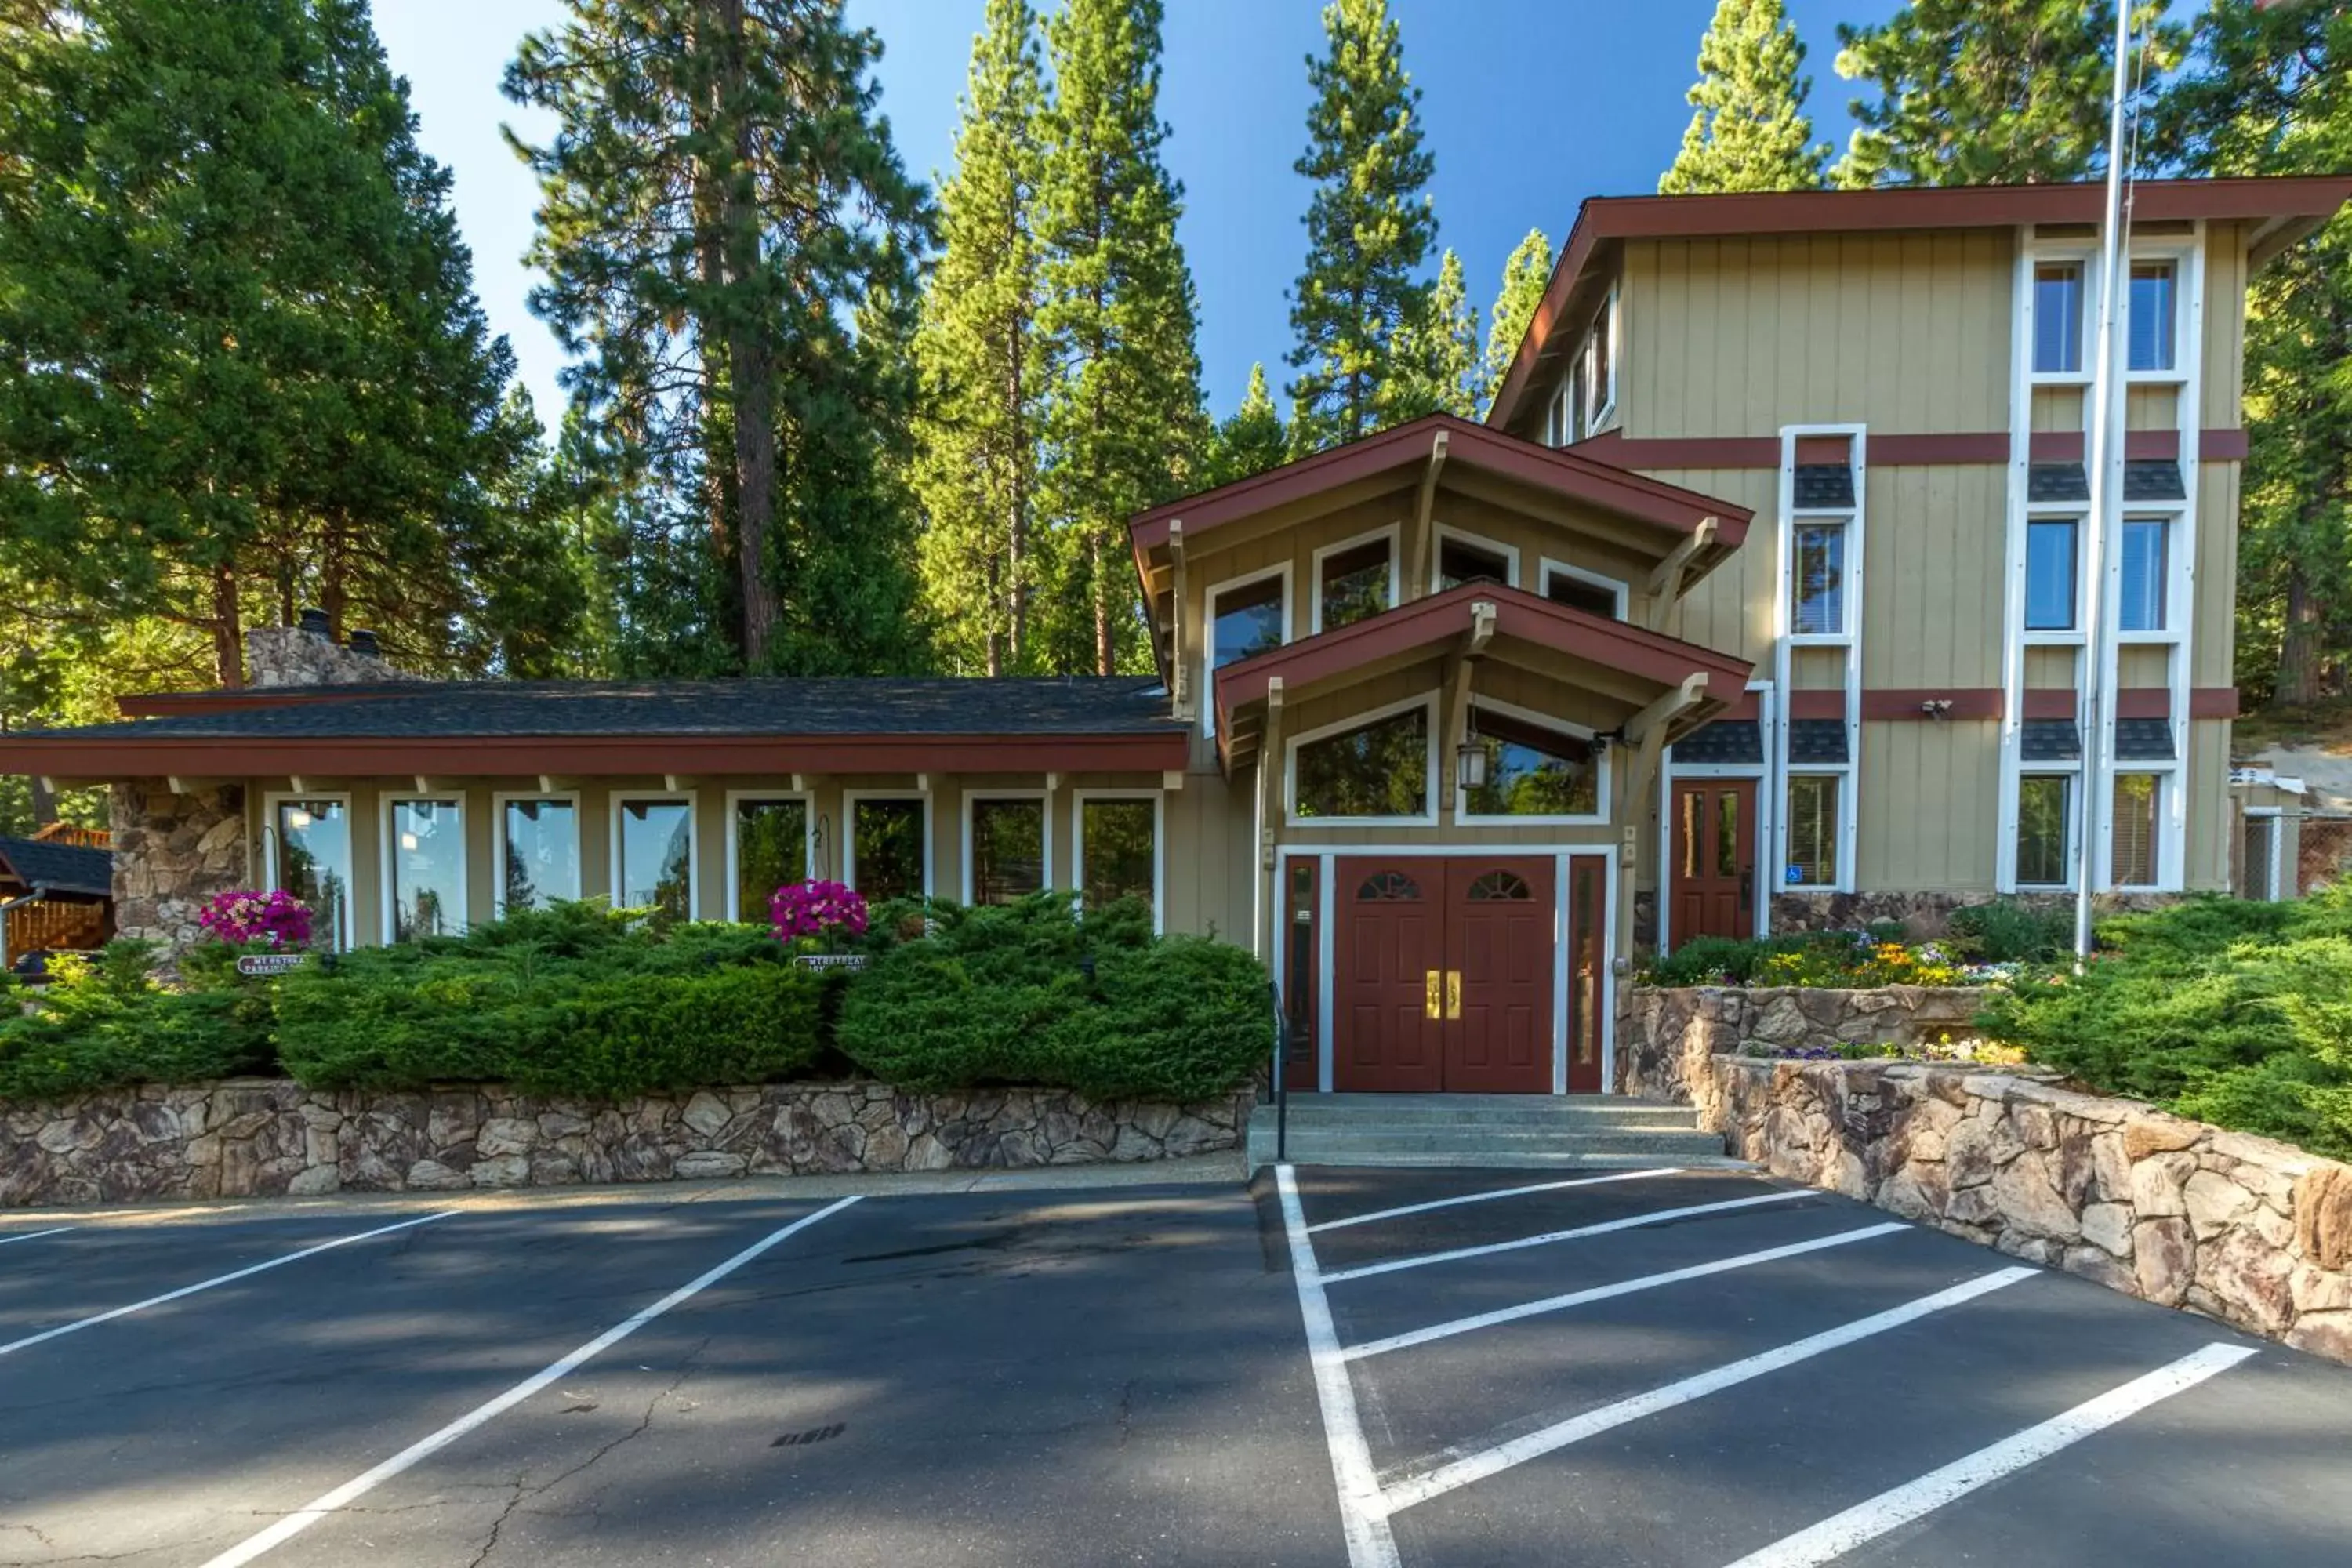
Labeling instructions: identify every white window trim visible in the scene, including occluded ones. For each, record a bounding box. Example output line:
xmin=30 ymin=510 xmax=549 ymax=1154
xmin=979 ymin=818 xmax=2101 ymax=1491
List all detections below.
xmin=722 ymin=788 xmax=816 ymax=924
xmin=379 ymin=793 xmax=468 ymax=942
xmin=1308 ymin=524 xmax=1401 ymax=634
xmin=2027 ymin=245 xmax=2097 ymax=385
xmin=960 ymin=788 xmax=1054 ymax=906
xmin=2114 ymin=508 xmax=2189 ymax=645
xmin=1455 ymin=695 xmax=1610 ymax=826
xmin=1780 ymin=771 xmax=1849 ymax=892
xmin=1202 ymin=561 xmax=1293 ymax=739
xmin=2122 ymin=243 xmax=2194 ymax=385
xmin=1588 ymin=282 xmax=1620 ymax=433
xmin=1072 ymin=789 xmax=1165 ymax=933
xmin=1284 ymin=690 xmax=1443 ymax=829
xmin=490 ymin=790 xmax=583 ymax=916
xmin=2104 ymin=767 xmax=2176 ymax=892
xmin=608 ymin=792 xmax=700 ymax=917
xmin=2012 ymin=769 xmax=2082 ymax=893
xmin=1429 ymin=525 xmax=1521 ymax=595
xmin=2020 ymin=510 xmax=2087 ymax=643
xmin=1773 ymin=425 xmax=1864 ymax=895
xmin=1538 ymin=557 xmax=1629 ymax=620
xmin=263 ymin=791 xmax=359 ymax=950
xmin=842 ymin=787 xmax=934 ymax=899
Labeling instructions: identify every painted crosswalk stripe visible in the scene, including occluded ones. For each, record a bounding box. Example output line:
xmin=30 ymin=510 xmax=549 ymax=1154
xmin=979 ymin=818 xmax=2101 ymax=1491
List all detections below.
xmin=1377 ymin=1265 xmax=2038 ymax=1517
xmin=1306 ymin=1169 xmax=1682 ymax=1234
xmin=0 ymin=1226 xmax=74 ymax=1249
xmin=1320 ymin=1189 xmax=1818 ymax=1285
xmin=1277 ymin=1166 xmax=1403 ymax=1568
xmin=1722 ymin=1341 xmax=2258 ymax=1567
xmin=0 ymin=1210 xmax=456 ymax=1359
xmin=1345 ymin=1222 xmax=1910 ymax=1359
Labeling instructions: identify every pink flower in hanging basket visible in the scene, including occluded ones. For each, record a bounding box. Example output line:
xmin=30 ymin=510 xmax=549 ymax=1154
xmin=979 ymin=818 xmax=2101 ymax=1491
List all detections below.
xmin=196 ymin=888 xmax=314 ymax=949
xmin=768 ymin=879 xmax=869 ymax=942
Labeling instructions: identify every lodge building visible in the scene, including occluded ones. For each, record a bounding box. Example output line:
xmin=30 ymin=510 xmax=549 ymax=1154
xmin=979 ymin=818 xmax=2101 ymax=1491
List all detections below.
xmin=5 ymin=177 xmax=2347 ymax=1098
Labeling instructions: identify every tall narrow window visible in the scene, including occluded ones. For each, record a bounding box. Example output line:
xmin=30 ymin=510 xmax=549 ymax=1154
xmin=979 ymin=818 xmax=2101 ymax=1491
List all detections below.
xmin=1461 ymin=709 xmax=1599 ymax=818
xmin=2016 ymin=775 xmax=2071 ymax=887
xmin=732 ymin=798 xmax=808 ymax=921
xmin=2128 ymin=260 xmax=2176 ymax=372
xmin=2113 ymin=773 xmax=2161 ymax=887
xmin=969 ymin=797 xmax=1046 ymax=905
xmin=388 ymin=798 xmax=463 ymax=941
xmin=1785 ymin=775 xmax=1840 ymax=887
xmin=1208 ymin=575 xmax=1285 ymax=727
xmin=1316 ymin=539 xmax=1391 ymax=631
xmin=2024 ymin=518 xmax=2079 ymax=632
xmin=1294 ymin=706 xmax=1430 ymax=820
xmin=1791 ymin=521 xmax=1847 ymax=635
xmin=615 ymin=799 xmax=693 ymax=918
xmin=501 ymin=798 xmax=579 ymax=913
xmin=1437 ymin=536 xmax=1512 ymax=590
xmin=1584 ymin=299 xmax=1613 ymax=428
xmin=2034 ymin=262 xmax=2085 ymax=373
xmin=851 ymin=797 xmax=927 ymax=901
xmin=274 ymin=799 xmax=351 ymax=949
xmin=2118 ymin=517 xmax=2169 ymax=633
xmin=1079 ymin=797 xmax=1157 ymax=913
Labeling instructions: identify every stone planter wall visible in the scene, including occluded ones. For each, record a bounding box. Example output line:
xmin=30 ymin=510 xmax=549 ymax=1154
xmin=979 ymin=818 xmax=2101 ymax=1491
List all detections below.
xmin=0 ymin=1078 xmax=1253 ymax=1207
xmin=1617 ymin=984 xmax=1987 ymax=1101
xmin=1708 ymin=1056 xmax=2352 ymax=1365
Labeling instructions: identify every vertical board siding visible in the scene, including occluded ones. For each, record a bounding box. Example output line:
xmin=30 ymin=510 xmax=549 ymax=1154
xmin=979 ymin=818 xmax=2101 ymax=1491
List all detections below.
xmin=1863 ymin=464 xmax=2003 ymax=689
xmin=1858 ymin=722 xmax=1999 ymax=891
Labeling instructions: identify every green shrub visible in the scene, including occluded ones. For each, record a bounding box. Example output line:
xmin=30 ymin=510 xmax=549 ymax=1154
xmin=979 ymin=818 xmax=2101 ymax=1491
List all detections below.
xmin=0 ymin=940 xmax=273 ymax=1101
xmin=836 ymin=893 xmax=1269 ymax=1102
xmin=1944 ymin=899 xmax=2071 ymax=963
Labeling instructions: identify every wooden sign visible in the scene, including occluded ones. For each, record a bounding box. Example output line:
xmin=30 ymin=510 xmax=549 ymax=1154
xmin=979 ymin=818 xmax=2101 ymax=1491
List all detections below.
xmin=234 ymin=952 xmax=308 ymax=977
xmin=793 ymin=953 xmax=869 ymax=971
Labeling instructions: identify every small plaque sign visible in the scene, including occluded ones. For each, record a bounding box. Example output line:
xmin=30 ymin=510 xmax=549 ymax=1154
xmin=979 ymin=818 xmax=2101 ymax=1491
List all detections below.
xmin=793 ymin=953 xmax=869 ymax=971
xmin=234 ymin=952 xmax=307 ymax=978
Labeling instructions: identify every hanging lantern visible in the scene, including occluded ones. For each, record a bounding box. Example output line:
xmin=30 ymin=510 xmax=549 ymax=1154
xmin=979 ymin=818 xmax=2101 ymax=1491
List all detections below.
xmin=1457 ymin=710 xmax=1488 ymax=790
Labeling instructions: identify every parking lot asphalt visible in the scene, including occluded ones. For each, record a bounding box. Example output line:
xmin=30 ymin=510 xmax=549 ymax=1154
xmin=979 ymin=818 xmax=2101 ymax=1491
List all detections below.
xmin=1 ymin=1164 xmax=2349 ymax=1566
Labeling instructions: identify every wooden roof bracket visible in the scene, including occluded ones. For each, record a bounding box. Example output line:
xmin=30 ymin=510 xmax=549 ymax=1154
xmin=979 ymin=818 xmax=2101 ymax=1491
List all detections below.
xmin=1255 ymin=676 xmax=1285 ymax=960
xmin=1409 ymin=429 xmax=1450 ymax=597
xmin=1642 ymin=516 xmax=1718 ymax=632
xmin=1441 ymin=600 xmax=1497 ymax=800
xmin=1167 ymin=517 xmax=1191 ymax=718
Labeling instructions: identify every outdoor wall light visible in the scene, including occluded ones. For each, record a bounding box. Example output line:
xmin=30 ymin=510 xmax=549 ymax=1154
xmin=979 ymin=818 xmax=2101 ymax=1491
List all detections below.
xmin=1457 ymin=711 xmax=1488 ymax=789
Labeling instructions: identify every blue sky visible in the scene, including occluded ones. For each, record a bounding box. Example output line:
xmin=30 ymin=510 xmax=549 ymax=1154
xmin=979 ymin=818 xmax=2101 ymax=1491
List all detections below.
xmin=377 ymin=0 xmax=1901 ymax=427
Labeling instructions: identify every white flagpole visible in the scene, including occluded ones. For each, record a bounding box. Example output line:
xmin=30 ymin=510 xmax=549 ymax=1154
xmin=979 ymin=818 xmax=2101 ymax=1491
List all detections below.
xmin=2076 ymin=1 xmax=2138 ymax=961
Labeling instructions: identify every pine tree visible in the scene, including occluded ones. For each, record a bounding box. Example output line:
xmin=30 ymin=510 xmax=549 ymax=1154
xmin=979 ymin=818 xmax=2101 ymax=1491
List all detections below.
xmin=1389 ymin=248 xmax=1479 ymax=420
xmin=1033 ymin=0 xmax=1206 ymax=677
xmin=1207 ymin=364 xmax=1290 ymax=486
xmin=1660 ymin=0 xmax=1829 ymax=194
xmin=913 ymin=0 xmax=1047 ymax=677
xmin=506 ymin=0 xmax=932 ymax=673
xmin=1830 ymin=0 xmax=2183 ymax=188
xmin=1478 ymin=228 xmax=1552 ymax=416
xmin=2152 ymin=0 xmax=2352 ymax=707
xmin=1286 ymin=0 xmax=1439 ymax=453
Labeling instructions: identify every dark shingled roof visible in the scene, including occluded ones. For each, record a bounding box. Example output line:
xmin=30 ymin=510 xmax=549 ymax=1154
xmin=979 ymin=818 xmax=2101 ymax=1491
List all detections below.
xmin=2028 ymin=463 xmax=2089 ymax=503
xmin=1788 ymin=718 xmax=1848 ymax=765
xmin=1671 ymin=719 xmax=1763 ymax=767
xmin=2023 ymin=718 xmax=2082 ymax=763
xmin=2124 ymin=461 xmax=2187 ymax=503
xmin=1793 ymin=465 xmax=1856 ymax=510
xmin=0 ymin=837 xmax=111 ymax=898
xmin=2116 ymin=718 xmax=2176 ymax=761
xmin=25 ymin=678 xmax=1181 ymax=742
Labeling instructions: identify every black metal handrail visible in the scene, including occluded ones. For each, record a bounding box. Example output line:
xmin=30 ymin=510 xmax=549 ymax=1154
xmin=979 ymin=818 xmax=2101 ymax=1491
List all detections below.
xmin=1268 ymin=979 xmax=1289 ymax=1164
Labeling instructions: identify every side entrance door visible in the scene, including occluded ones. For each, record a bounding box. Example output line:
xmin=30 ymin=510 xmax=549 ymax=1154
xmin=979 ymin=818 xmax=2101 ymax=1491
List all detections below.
xmin=1671 ymin=779 xmax=1757 ymax=942
xmin=1333 ymin=855 xmax=1560 ymax=1094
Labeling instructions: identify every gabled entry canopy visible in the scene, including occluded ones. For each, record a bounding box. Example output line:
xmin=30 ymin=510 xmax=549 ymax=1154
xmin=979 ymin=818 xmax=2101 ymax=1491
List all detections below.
xmin=1210 ymin=581 xmax=1753 ymax=775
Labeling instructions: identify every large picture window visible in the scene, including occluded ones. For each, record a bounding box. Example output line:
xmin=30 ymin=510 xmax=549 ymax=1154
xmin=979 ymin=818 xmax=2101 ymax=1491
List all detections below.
xmin=851 ymin=797 xmax=927 ymax=902
xmin=2016 ymin=775 xmax=2071 ymax=887
xmin=1315 ymin=537 xmax=1392 ymax=631
xmin=499 ymin=797 xmax=579 ymax=913
xmin=731 ymin=797 xmax=808 ymax=922
xmin=1461 ymin=708 xmax=1599 ymax=819
xmin=2025 ymin=518 xmax=2078 ymax=632
xmin=1294 ymin=705 xmax=1431 ymax=821
xmin=273 ymin=797 xmax=352 ymax=950
xmin=968 ymin=796 xmax=1046 ymax=905
xmin=1077 ymin=797 xmax=1157 ymax=915
xmin=1791 ymin=521 xmax=1847 ymax=636
xmin=2034 ymin=261 xmax=2085 ymax=374
xmin=387 ymin=797 xmax=463 ymax=941
xmin=614 ymin=798 xmax=694 ymax=918
xmin=1785 ymin=775 xmax=1841 ymax=888
xmin=2113 ymin=773 xmax=2161 ymax=887
xmin=2118 ymin=517 xmax=2169 ymax=633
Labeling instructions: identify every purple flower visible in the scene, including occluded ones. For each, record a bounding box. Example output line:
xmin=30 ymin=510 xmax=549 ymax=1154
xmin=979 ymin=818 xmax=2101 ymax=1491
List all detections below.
xmin=197 ymin=889 xmax=313 ymax=948
xmin=768 ymin=880 xmax=869 ymax=942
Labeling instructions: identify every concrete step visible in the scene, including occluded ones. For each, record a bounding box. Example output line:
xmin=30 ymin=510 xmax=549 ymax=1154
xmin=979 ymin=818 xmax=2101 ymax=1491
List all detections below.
xmin=1245 ymin=1094 xmax=1742 ymax=1171
xmin=1267 ymin=1098 xmax=1698 ymax=1129
xmin=1254 ymin=1149 xmax=1755 ymax=1171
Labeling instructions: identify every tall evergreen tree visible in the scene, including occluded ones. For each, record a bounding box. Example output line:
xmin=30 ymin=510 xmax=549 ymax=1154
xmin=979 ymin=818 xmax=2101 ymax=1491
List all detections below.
xmin=1207 ymin=364 xmax=1289 ymax=486
xmin=1660 ymin=0 xmax=1829 ymax=194
xmin=1479 ymin=228 xmax=1552 ymax=416
xmin=506 ymin=0 xmax=932 ymax=673
xmin=1389 ymin=248 xmax=1479 ymax=420
xmin=2153 ymin=0 xmax=2352 ymax=708
xmin=913 ymin=0 xmax=1048 ymax=677
xmin=1830 ymin=0 xmax=2183 ymax=188
xmin=1033 ymin=0 xmax=1206 ymax=676
xmin=1285 ymin=0 xmax=1439 ymax=453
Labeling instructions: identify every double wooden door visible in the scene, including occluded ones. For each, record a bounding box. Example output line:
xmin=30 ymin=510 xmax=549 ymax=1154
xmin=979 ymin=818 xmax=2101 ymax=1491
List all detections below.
xmin=1334 ymin=855 xmax=1600 ymax=1094
xmin=1671 ymin=779 xmax=1758 ymax=942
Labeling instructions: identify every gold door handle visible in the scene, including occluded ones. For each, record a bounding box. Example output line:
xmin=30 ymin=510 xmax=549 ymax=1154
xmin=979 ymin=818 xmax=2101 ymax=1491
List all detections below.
xmin=1446 ymin=970 xmax=1461 ymax=1020
xmin=1425 ymin=970 xmax=1442 ymax=1018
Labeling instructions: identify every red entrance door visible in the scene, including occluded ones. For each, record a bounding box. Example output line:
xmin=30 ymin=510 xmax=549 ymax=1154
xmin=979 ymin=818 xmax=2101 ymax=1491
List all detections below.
xmin=1671 ymin=779 xmax=1757 ymax=942
xmin=1333 ymin=855 xmax=1565 ymax=1094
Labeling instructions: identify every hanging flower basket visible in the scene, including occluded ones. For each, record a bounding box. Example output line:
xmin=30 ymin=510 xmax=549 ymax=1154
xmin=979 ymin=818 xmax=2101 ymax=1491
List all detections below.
xmin=770 ymin=880 xmax=870 ymax=968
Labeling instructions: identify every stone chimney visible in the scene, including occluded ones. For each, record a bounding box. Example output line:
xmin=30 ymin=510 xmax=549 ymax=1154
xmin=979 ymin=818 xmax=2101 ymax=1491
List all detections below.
xmin=245 ymin=609 xmax=427 ymax=689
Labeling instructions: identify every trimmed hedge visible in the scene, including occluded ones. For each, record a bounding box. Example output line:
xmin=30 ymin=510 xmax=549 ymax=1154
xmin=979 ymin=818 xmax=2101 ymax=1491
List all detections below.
xmin=0 ymin=942 xmax=273 ymax=1101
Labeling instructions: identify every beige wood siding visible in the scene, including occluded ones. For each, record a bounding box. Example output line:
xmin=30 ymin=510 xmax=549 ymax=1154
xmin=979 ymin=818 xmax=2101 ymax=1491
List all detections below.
xmin=2202 ymin=223 xmax=2248 ymax=431
xmin=2033 ymin=386 xmax=2085 ymax=433
xmin=2194 ymin=460 xmax=2240 ymax=688
xmin=1857 ymin=722 xmax=2002 ymax=892
xmin=1861 ymin=464 xmax=2005 ymax=689
xmin=1640 ymin=467 xmax=1779 ymax=664
xmin=2125 ymin=384 xmax=2179 ymax=432
xmin=2186 ymin=718 xmax=2230 ymax=891
xmin=2025 ymin=646 xmax=2078 ymax=689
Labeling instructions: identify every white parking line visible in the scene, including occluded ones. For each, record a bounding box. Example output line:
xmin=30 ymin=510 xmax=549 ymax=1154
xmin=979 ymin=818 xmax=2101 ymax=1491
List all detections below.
xmin=0 ymin=1210 xmax=455 ymax=1359
xmin=1723 ymin=1341 xmax=2257 ymax=1567
xmin=1305 ymin=1169 xmax=1682 ymax=1234
xmin=196 ymin=1195 xmax=862 ymax=1568
xmin=1376 ymin=1265 xmax=2038 ymax=1517
xmin=1320 ymin=1189 xmax=1818 ymax=1285
xmin=0 ymin=1226 xmax=74 ymax=1249
xmin=1345 ymin=1222 xmax=1910 ymax=1360
xmin=1276 ymin=1166 xmax=1403 ymax=1568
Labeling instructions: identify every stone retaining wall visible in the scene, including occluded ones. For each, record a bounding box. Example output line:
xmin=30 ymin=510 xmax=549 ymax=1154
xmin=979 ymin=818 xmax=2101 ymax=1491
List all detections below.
xmin=1617 ymin=984 xmax=1985 ymax=1100
xmin=0 ymin=1079 xmax=1252 ymax=1207
xmin=1708 ymin=1056 xmax=2352 ymax=1365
